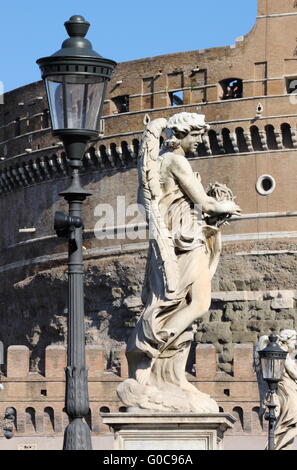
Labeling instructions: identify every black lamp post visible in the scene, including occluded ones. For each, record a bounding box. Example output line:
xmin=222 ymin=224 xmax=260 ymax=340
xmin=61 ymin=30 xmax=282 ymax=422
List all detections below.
xmin=258 ymin=334 xmax=288 ymax=451
xmin=37 ymin=15 xmax=116 ymax=450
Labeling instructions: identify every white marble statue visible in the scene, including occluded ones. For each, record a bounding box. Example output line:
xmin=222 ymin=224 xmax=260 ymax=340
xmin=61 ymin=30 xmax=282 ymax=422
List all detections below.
xmin=255 ymin=330 xmax=297 ymax=450
xmin=117 ymin=112 xmax=241 ymax=413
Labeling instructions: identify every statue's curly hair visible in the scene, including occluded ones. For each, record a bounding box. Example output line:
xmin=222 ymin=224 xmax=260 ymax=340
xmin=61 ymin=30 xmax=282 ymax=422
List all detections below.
xmin=164 ymin=112 xmax=210 ymax=150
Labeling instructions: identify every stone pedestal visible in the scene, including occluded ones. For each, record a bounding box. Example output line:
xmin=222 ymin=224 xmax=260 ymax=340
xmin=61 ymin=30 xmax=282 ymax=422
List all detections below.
xmin=101 ymin=413 xmax=236 ymax=450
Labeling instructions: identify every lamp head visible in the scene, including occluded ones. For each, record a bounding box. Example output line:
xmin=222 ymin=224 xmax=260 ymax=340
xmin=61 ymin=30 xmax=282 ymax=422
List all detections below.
xmin=37 ymin=16 xmax=116 ymax=143
xmin=259 ymin=334 xmax=288 ymax=386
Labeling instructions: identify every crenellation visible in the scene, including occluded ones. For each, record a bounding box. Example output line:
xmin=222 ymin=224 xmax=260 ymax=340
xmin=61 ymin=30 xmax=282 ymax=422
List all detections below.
xmin=195 ymin=344 xmax=217 ymax=381
xmin=0 ymin=342 xmax=264 ymax=437
xmin=7 ymin=346 xmax=29 ymax=378
xmin=86 ymin=345 xmax=105 ymax=376
xmin=233 ymin=344 xmax=254 ymax=379
xmin=45 ymin=345 xmax=66 ymax=379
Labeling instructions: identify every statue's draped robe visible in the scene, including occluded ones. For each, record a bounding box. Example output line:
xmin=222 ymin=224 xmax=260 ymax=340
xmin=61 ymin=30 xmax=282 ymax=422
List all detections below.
xmin=275 ymin=363 xmax=297 ymax=450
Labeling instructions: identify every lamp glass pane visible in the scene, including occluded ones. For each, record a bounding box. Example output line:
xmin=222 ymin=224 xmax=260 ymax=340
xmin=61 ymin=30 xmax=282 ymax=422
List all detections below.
xmin=261 ymin=357 xmax=285 ymax=381
xmin=45 ymin=78 xmax=64 ymax=129
xmin=45 ymin=75 xmax=106 ymax=131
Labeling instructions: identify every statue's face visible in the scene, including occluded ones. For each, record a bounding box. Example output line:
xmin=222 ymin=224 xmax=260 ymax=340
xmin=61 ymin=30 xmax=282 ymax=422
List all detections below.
xmin=180 ymin=128 xmax=205 ymax=153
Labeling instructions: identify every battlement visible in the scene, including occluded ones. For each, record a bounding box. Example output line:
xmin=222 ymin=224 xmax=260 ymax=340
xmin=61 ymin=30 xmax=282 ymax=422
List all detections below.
xmin=2 ymin=342 xmax=255 ymax=382
xmin=0 ymin=342 xmax=263 ymax=438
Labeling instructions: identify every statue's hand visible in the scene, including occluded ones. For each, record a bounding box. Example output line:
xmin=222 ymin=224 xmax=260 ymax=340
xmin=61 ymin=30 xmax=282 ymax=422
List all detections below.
xmin=218 ymin=200 xmax=241 ymax=216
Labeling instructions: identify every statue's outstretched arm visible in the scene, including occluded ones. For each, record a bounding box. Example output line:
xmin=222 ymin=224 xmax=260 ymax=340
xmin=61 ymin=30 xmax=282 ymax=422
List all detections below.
xmin=170 ymin=155 xmax=240 ymax=216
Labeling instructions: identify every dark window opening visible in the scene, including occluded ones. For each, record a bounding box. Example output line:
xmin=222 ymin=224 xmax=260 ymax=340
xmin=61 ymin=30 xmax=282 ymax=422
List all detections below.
xmin=220 ymin=78 xmax=243 ymax=100
xmin=169 ymin=90 xmax=184 ymax=106
xmin=222 ymin=128 xmax=235 ymax=154
xmin=233 ymin=407 xmax=244 ymax=430
xmin=235 ymin=128 xmax=249 ymax=153
xmin=281 ymin=123 xmax=294 ymax=148
xmin=100 ymin=406 xmax=110 ymax=413
xmin=286 ymin=78 xmax=297 ymax=94
xmin=250 ymin=126 xmax=263 ymax=151
xmin=112 ymin=95 xmax=129 ymax=114
xmin=41 ymin=389 xmax=47 ymax=396
xmin=25 ymin=407 xmax=36 ymax=431
xmin=15 ymin=117 xmax=21 ymax=136
xmin=208 ymin=130 xmax=222 ymax=155
xmin=44 ymin=407 xmax=54 ymax=431
xmin=42 ymin=109 xmax=50 ymax=129
xmin=224 ymin=389 xmax=230 ymax=396
xmin=262 ymin=178 xmax=273 ymax=192
xmin=265 ymin=125 xmax=278 ymax=150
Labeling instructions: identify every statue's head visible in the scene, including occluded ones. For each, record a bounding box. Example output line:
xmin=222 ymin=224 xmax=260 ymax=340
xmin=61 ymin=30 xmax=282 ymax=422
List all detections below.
xmin=164 ymin=112 xmax=210 ymax=153
xmin=279 ymin=329 xmax=297 ymax=353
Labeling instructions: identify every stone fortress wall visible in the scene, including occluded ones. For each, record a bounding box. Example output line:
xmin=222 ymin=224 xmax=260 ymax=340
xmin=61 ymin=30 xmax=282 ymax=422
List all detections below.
xmin=0 ymin=342 xmax=264 ymax=441
xmin=1 ymin=0 xmax=297 ymax=446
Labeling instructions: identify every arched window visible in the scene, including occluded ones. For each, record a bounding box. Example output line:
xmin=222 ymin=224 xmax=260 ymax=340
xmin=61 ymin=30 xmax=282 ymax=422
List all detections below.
xmin=44 ymin=407 xmax=55 ymax=432
xmin=265 ymin=125 xmax=278 ymax=150
xmin=208 ymin=130 xmax=221 ymax=155
xmin=121 ymin=141 xmax=131 ymax=161
xmin=25 ymin=407 xmax=36 ymax=433
xmin=132 ymin=139 xmax=139 ymax=158
xmin=100 ymin=406 xmax=110 ymax=413
xmin=99 ymin=145 xmax=111 ymax=168
xmin=232 ymin=407 xmax=244 ymax=431
xmin=235 ymin=127 xmax=249 ymax=153
xmin=250 ymin=126 xmax=263 ymax=151
xmin=110 ymin=143 xmax=122 ymax=166
xmin=219 ymin=78 xmax=243 ymax=100
xmin=281 ymin=123 xmax=294 ymax=148
xmin=222 ymin=128 xmax=235 ymax=154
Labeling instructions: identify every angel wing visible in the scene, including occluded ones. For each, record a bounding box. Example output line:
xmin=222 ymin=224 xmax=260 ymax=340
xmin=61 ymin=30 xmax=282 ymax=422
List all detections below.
xmin=254 ymin=335 xmax=270 ymax=419
xmin=138 ymin=118 xmax=178 ymax=293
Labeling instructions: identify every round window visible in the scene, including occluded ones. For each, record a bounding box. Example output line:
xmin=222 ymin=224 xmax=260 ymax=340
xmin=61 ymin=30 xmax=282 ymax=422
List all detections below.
xmin=256 ymin=175 xmax=276 ymax=195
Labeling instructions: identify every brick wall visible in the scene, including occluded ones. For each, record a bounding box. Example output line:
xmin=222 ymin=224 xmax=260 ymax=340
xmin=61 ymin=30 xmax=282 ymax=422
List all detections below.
xmin=0 ymin=342 xmax=264 ymax=438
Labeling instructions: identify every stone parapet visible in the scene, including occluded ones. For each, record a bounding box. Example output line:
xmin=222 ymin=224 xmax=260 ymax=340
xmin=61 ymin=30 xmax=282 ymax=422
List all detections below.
xmin=0 ymin=342 xmax=263 ymax=438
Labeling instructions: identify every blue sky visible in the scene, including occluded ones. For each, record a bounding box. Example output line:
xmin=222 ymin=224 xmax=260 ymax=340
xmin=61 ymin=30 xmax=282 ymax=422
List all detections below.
xmin=1 ymin=0 xmax=257 ymax=92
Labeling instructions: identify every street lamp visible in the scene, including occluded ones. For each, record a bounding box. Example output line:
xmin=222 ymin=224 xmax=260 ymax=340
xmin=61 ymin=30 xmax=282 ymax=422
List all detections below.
xmin=258 ymin=334 xmax=288 ymax=451
xmin=37 ymin=15 xmax=116 ymax=450
xmin=0 ymin=408 xmax=15 ymax=439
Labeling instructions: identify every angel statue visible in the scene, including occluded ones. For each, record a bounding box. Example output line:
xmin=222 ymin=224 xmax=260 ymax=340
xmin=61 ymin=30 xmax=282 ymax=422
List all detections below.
xmin=255 ymin=330 xmax=297 ymax=450
xmin=117 ymin=112 xmax=241 ymax=413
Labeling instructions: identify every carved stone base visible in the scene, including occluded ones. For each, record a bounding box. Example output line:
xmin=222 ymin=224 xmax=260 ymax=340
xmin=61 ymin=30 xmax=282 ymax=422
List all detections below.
xmin=101 ymin=413 xmax=236 ymax=450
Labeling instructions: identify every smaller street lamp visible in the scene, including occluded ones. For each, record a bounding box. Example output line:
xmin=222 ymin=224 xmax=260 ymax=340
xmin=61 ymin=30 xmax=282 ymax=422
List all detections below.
xmin=0 ymin=408 xmax=16 ymax=439
xmin=37 ymin=15 xmax=116 ymax=450
xmin=258 ymin=334 xmax=288 ymax=451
